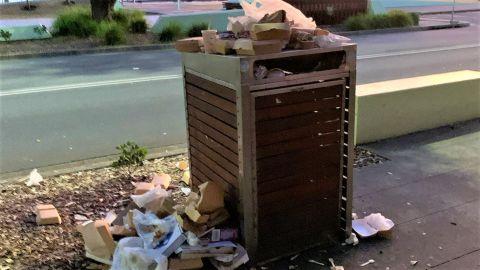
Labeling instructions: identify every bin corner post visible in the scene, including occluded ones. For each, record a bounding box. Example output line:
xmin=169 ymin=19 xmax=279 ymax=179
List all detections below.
xmin=181 ymin=54 xmax=193 ymax=189
xmin=237 ymin=82 xmax=259 ymax=263
xmin=345 ymin=44 xmax=357 ymax=238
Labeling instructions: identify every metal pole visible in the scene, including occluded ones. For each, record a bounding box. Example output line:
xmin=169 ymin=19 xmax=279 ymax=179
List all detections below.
xmin=450 ymin=0 xmax=456 ymax=25
xmin=177 ymin=0 xmax=181 ymax=10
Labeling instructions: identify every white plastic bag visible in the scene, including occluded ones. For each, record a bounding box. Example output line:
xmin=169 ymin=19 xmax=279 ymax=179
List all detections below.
xmin=25 ymin=168 xmax=43 ymax=186
xmin=132 ymin=210 xmax=174 ymax=249
xmin=364 ymin=213 xmax=394 ymax=231
xmin=239 ymin=0 xmax=316 ymax=29
xmin=131 ymin=187 xmax=169 ymax=209
xmin=314 ymin=33 xmax=351 ymax=48
xmin=111 ymin=237 xmax=168 ymax=270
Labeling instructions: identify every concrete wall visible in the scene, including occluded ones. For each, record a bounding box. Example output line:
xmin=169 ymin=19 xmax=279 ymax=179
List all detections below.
xmin=355 ymin=70 xmax=480 ymax=144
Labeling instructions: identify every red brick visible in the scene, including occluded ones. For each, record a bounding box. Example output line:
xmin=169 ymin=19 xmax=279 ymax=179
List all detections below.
xmin=134 ymin=182 xmax=154 ymax=195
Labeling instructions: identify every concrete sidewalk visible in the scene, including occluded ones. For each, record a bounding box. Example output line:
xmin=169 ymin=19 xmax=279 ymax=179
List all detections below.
xmin=264 ymin=119 xmax=480 ymax=269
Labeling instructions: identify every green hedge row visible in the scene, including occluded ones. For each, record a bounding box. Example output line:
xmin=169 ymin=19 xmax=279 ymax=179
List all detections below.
xmin=344 ymin=10 xmax=420 ymax=31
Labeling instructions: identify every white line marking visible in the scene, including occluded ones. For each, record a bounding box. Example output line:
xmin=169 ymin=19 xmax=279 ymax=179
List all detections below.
xmin=358 ymin=44 xmax=479 ymax=60
xmin=0 ymin=74 xmax=182 ymax=97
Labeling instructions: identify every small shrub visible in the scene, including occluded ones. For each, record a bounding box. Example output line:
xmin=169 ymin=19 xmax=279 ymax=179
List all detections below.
xmin=103 ymin=22 xmax=126 ymax=45
xmin=112 ymin=141 xmax=148 ymax=178
xmin=344 ymin=14 xmax=369 ymax=31
xmin=368 ymin=14 xmax=391 ymax=29
xmin=159 ymin=22 xmax=183 ymax=42
xmin=113 ymin=9 xmax=147 ymax=33
xmin=52 ymin=6 xmax=97 ymax=37
xmin=387 ymin=10 xmax=414 ymax=28
xmin=186 ymin=22 xmax=208 ymax=37
xmin=410 ymin=12 xmax=420 ymax=25
xmin=0 ymin=29 xmax=12 ymax=41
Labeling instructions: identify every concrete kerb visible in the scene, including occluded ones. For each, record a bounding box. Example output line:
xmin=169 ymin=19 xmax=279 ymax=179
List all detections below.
xmin=337 ymin=21 xmax=469 ymax=36
xmin=0 ymin=144 xmax=187 ymax=185
xmin=419 ymin=9 xmax=480 ymax=15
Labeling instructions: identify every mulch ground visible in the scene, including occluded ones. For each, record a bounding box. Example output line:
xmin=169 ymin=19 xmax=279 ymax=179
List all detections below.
xmin=0 ymin=148 xmax=385 ymax=270
xmin=0 ymin=0 xmax=90 ymax=19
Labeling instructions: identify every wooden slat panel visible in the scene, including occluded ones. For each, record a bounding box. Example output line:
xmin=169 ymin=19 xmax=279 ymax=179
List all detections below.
xmin=258 ymin=157 xmax=339 ymax=183
xmin=257 ymin=166 xmax=339 ymax=194
xmin=188 ymin=127 xmax=238 ymax=165
xmin=255 ymin=84 xmax=341 ymax=109
xmin=186 ymin=84 xmax=237 ymax=114
xmin=190 ymin=158 xmax=238 ymax=194
xmin=187 ymin=95 xmax=237 ymax=127
xmin=256 ymin=120 xmax=340 ymax=146
xmin=257 ymin=132 xmax=340 ymax=159
xmin=257 ymin=144 xmax=340 ymax=174
xmin=258 ymin=200 xmax=339 ymax=236
xmin=190 ymin=146 xmax=238 ymax=187
xmin=188 ymin=105 xmax=237 ymax=140
xmin=189 ymin=116 xmax=238 ymax=153
xmin=258 ymin=179 xmax=339 ymax=213
xmin=185 ymin=72 xmax=236 ymax=102
xmin=189 ymin=136 xmax=238 ymax=176
xmin=256 ymin=110 xmax=340 ymax=134
xmin=256 ymin=98 xmax=341 ymax=121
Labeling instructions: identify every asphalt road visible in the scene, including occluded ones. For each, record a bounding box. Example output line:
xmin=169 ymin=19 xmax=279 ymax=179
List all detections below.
xmin=1 ymin=12 xmax=479 ymax=173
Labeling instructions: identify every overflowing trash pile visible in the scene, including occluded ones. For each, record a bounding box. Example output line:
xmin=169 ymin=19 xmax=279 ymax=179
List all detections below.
xmin=175 ymin=0 xmax=350 ymax=58
xmin=30 ymin=163 xmax=248 ymax=270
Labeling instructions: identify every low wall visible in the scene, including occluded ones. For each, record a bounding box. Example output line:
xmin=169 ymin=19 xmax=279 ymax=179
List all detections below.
xmin=355 ymin=70 xmax=480 ymax=144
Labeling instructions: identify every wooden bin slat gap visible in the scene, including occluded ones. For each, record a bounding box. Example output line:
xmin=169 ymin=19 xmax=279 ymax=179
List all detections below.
xmin=185 ymin=73 xmax=236 ymax=102
xmin=190 ymin=146 xmax=239 ymax=187
xmin=189 ymin=136 xmax=238 ymax=176
xmin=187 ymin=95 xmax=237 ymax=127
xmin=255 ymin=98 xmax=341 ymax=121
xmin=256 ymin=120 xmax=340 ymax=146
xmin=189 ymin=115 xmax=238 ymax=153
xmin=187 ymin=105 xmax=237 ymax=140
xmin=186 ymin=84 xmax=237 ymax=114
xmin=256 ymin=132 xmax=340 ymax=159
xmin=256 ymin=110 xmax=340 ymax=134
xmin=254 ymin=82 xmax=342 ymax=109
xmin=251 ymin=69 xmax=346 ymax=87
xmin=188 ymin=127 xmax=238 ymax=165
xmin=249 ymin=72 xmax=349 ymax=92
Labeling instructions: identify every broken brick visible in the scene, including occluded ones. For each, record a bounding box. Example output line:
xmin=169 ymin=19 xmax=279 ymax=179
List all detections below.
xmin=152 ymin=173 xmax=172 ymax=189
xmin=35 ymin=204 xmax=61 ymax=225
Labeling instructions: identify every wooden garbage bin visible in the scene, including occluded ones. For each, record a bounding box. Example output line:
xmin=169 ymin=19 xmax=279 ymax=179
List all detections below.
xmin=181 ymin=44 xmax=356 ymax=263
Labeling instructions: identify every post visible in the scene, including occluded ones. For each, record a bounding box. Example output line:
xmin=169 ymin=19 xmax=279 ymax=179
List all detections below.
xmin=177 ymin=0 xmax=181 ymax=10
xmin=450 ymin=0 xmax=456 ymax=25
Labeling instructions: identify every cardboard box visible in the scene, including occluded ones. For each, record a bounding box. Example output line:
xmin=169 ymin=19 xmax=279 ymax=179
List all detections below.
xmin=251 ymin=23 xmax=291 ymax=41
xmin=234 ymin=39 xmax=283 ymax=56
xmin=175 ymin=38 xmax=203 ymax=53
xmin=169 ymin=258 xmax=203 ymax=270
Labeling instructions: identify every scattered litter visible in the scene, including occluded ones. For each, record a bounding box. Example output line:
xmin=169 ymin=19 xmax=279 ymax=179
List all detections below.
xmin=176 ymin=161 xmax=190 ymax=171
xmin=36 ymin=139 xmax=41 ymax=143
xmin=410 ymin=260 xmax=418 ymax=266
xmin=387 ymin=172 xmax=393 ymax=175
xmin=25 ymin=168 xmax=43 ymax=186
xmin=65 ymin=201 xmax=75 ymax=207
xmin=181 ymin=170 xmax=191 ymax=185
xmin=308 ymin=259 xmax=324 ymax=266
xmin=151 ymin=173 xmax=172 ymax=189
xmin=345 ymin=232 xmax=359 ymax=246
xmin=196 ymin=181 xmax=225 ymax=213
xmin=290 ymin=254 xmax=299 ymax=261
xmin=353 ymin=213 xmax=394 ymax=238
xmin=288 ymin=265 xmax=298 ymax=269
xmin=77 ymin=220 xmax=116 ymax=264
xmin=132 ymin=67 xmax=140 ymax=70
xmin=104 ymin=210 xmax=117 ymax=225
xmin=352 ymin=212 xmax=358 ymax=220
xmin=360 ymin=259 xmax=375 ymax=267
xmin=74 ymin=214 xmax=89 ymax=222
xmin=132 ymin=210 xmax=173 ymax=249
xmin=329 ymin=258 xmax=344 ymax=270
xmin=422 ymin=232 xmax=427 ymax=236
xmin=407 ymin=202 xmax=412 ymax=206
xmin=133 ymin=182 xmax=154 ymax=195
xmin=181 ymin=187 xmax=192 ymax=196
xmin=438 ymin=246 xmax=443 ymax=250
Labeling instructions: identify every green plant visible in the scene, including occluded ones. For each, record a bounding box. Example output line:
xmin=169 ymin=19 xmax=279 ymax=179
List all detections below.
xmin=0 ymin=29 xmax=12 ymax=42
xmin=410 ymin=12 xmax=420 ymax=26
xmin=368 ymin=14 xmax=391 ymax=29
xmin=103 ymin=22 xmax=126 ymax=45
xmin=112 ymin=141 xmax=148 ymax=177
xmin=344 ymin=14 xmax=369 ymax=31
xmin=33 ymin=25 xmax=48 ymax=35
xmin=52 ymin=6 xmax=97 ymax=37
xmin=387 ymin=9 xmax=414 ymax=28
xmin=113 ymin=9 xmax=147 ymax=33
xmin=159 ymin=22 xmax=183 ymax=42
xmin=130 ymin=17 xmax=147 ymax=33
xmin=185 ymin=22 xmax=208 ymax=37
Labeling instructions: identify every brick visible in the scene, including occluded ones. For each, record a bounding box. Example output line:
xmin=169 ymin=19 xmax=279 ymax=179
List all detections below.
xmin=35 ymin=205 xmax=61 ymax=225
xmin=134 ymin=182 xmax=154 ymax=195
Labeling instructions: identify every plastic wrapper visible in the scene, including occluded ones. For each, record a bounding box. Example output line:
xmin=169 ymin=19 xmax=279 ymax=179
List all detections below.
xmin=25 ymin=168 xmax=43 ymax=186
xmin=111 ymin=237 xmax=168 ymax=270
xmin=364 ymin=213 xmax=394 ymax=231
xmin=314 ymin=33 xmax=351 ymax=48
xmin=131 ymin=187 xmax=169 ymax=209
xmin=132 ymin=210 xmax=174 ymax=249
xmin=239 ymin=0 xmax=316 ymax=29
xmin=227 ymin=16 xmax=257 ymax=36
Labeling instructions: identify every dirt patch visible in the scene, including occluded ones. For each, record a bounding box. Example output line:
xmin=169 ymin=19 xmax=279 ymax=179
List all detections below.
xmin=0 ymin=0 xmax=90 ymax=19
xmin=0 ymin=33 xmax=163 ymax=56
xmin=0 ymin=154 xmax=188 ymax=270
